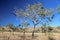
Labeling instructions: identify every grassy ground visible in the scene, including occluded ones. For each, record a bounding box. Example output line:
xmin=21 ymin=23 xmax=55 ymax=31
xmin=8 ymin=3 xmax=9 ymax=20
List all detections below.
xmin=0 ymin=32 xmax=60 ymax=40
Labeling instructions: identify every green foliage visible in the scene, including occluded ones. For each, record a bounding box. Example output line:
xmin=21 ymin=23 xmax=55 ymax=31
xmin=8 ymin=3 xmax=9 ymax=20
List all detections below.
xmin=18 ymin=20 xmax=29 ymax=34
xmin=48 ymin=36 xmax=55 ymax=40
xmin=34 ymin=29 xmax=40 ymax=33
xmin=47 ymin=26 xmax=53 ymax=32
xmin=6 ymin=23 xmax=14 ymax=28
xmin=1 ymin=27 xmax=6 ymax=32
xmin=41 ymin=24 xmax=47 ymax=33
xmin=14 ymin=3 xmax=54 ymax=38
xmin=6 ymin=22 xmax=16 ymax=32
xmin=14 ymin=3 xmax=54 ymax=25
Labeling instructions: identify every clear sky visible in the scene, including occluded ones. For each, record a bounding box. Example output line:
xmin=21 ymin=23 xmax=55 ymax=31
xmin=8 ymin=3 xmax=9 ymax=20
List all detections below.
xmin=0 ymin=0 xmax=60 ymax=27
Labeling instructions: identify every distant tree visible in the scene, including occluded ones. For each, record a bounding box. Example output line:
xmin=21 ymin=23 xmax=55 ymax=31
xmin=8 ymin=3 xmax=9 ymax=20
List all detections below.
xmin=47 ymin=26 xmax=53 ymax=32
xmin=41 ymin=23 xmax=47 ymax=33
xmin=0 ymin=24 xmax=4 ymax=34
xmin=14 ymin=3 xmax=54 ymax=39
xmin=56 ymin=26 xmax=60 ymax=30
xmin=6 ymin=22 xmax=15 ymax=32
xmin=18 ymin=20 xmax=29 ymax=36
xmin=6 ymin=22 xmax=15 ymax=38
xmin=2 ymin=27 xmax=6 ymax=32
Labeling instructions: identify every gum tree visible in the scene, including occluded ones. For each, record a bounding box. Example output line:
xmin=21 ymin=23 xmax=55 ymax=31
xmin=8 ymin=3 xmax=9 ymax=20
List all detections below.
xmin=14 ymin=3 xmax=54 ymax=39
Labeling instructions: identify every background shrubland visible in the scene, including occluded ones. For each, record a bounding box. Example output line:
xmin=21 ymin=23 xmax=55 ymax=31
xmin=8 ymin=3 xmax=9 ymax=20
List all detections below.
xmin=0 ymin=25 xmax=60 ymax=33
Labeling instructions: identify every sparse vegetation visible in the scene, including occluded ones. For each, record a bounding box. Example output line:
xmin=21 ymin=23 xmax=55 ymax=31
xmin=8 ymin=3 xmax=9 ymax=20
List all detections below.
xmin=0 ymin=2 xmax=60 ymax=40
xmin=0 ymin=26 xmax=60 ymax=33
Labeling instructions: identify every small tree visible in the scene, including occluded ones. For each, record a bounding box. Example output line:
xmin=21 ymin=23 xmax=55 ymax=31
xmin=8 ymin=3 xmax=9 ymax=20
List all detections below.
xmin=18 ymin=20 xmax=29 ymax=36
xmin=6 ymin=22 xmax=15 ymax=39
xmin=41 ymin=23 xmax=47 ymax=33
xmin=2 ymin=27 xmax=6 ymax=32
xmin=6 ymin=22 xmax=15 ymax=32
xmin=47 ymin=26 xmax=54 ymax=40
xmin=14 ymin=3 xmax=54 ymax=40
xmin=47 ymin=26 xmax=53 ymax=33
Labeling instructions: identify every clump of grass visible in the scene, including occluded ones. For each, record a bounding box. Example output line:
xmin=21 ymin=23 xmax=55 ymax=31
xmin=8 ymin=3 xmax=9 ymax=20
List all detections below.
xmin=48 ymin=36 xmax=55 ymax=40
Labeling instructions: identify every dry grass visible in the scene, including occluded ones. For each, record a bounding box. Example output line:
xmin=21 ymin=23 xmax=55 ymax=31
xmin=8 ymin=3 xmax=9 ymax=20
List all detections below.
xmin=0 ymin=32 xmax=60 ymax=40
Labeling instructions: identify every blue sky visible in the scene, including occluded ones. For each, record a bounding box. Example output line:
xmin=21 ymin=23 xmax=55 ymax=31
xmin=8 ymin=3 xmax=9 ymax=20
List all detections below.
xmin=0 ymin=0 xmax=60 ymax=27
